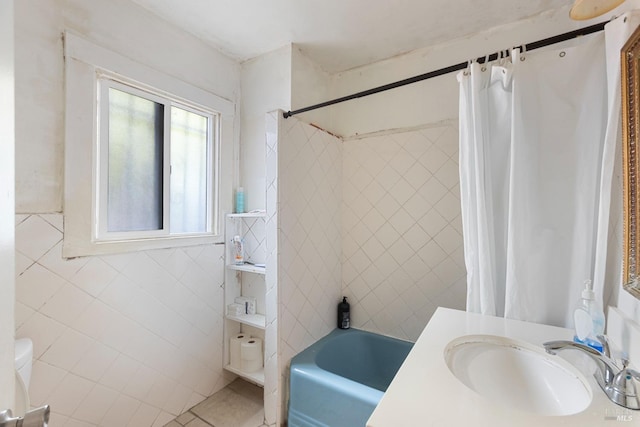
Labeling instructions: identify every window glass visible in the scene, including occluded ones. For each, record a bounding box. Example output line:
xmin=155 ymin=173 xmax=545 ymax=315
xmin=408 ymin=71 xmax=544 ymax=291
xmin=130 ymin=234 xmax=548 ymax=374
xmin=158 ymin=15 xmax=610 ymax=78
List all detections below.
xmin=107 ymin=88 xmax=164 ymax=232
xmin=170 ymin=106 xmax=209 ymax=233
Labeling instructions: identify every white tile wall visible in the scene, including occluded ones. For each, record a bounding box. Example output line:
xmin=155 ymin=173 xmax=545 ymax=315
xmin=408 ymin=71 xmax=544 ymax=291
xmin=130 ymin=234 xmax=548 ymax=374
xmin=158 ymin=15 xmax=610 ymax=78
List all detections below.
xmin=15 ymin=214 xmax=228 ymax=427
xmin=342 ymin=124 xmax=467 ymax=341
xmin=271 ymin=112 xmax=343 ymax=425
xmin=264 ymin=111 xmax=279 ymax=427
xmin=278 ymin=116 xmax=343 ymax=355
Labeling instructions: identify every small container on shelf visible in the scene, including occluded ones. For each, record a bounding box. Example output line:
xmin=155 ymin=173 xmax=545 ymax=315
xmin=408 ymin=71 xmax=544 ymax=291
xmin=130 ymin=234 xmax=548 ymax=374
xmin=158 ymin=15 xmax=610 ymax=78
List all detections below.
xmin=235 ymin=187 xmax=245 ymax=213
xmin=232 ymin=235 xmax=244 ymax=265
xmin=235 ymin=296 xmax=257 ymax=315
xmin=227 ymin=303 xmax=245 ymax=317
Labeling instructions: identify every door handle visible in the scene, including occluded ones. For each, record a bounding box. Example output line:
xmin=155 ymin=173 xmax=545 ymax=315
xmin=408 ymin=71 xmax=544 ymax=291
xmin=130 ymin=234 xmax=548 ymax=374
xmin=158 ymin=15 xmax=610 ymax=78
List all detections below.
xmin=0 ymin=405 xmax=50 ymax=427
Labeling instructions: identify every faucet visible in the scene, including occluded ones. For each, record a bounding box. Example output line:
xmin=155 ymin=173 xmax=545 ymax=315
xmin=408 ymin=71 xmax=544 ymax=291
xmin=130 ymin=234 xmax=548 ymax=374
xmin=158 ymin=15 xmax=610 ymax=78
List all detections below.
xmin=543 ymin=340 xmax=640 ymax=410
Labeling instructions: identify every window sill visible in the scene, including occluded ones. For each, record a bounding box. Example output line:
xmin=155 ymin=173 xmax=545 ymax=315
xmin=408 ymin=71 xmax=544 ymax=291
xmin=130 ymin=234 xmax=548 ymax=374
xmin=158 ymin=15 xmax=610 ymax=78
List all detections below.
xmin=62 ymin=232 xmax=223 ymax=259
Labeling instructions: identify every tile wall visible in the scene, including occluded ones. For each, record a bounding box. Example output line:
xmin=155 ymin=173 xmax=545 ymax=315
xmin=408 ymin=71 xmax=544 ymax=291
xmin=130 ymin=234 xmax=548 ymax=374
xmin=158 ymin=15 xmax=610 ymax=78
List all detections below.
xmin=264 ymin=112 xmax=279 ymax=426
xmin=271 ymin=112 xmax=343 ymax=423
xmin=15 ymin=214 xmax=228 ymax=427
xmin=342 ymin=123 xmax=467 ymax=341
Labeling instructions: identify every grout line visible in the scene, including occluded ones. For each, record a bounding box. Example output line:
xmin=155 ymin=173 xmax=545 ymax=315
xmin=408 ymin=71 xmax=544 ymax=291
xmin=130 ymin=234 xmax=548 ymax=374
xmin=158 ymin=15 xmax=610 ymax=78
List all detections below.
xmin=188 ymin=410 xmax=215 ymax=426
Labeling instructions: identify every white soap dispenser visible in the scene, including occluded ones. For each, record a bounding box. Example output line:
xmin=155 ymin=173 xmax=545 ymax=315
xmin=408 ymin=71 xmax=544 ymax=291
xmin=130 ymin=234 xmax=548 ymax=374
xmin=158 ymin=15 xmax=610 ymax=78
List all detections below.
xmin=573 ymin=279 xmax=605 ymax=352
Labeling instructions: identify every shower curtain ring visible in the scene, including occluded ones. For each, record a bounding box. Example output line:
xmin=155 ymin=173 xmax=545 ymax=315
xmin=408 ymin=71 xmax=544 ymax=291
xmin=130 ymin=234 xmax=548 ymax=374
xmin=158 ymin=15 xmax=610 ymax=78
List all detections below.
xmin=481 ymin=54 xmax=489 ymax=71
xmin=520 ymin=44 xmax=527 ymax=61
xmin=463 ymin=59 xmax=472 ymax=76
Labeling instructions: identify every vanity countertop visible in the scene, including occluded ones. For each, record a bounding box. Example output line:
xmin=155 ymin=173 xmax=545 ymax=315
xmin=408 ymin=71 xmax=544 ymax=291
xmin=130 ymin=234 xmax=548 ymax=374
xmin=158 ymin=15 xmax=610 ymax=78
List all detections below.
xmin=367 ymin=307 xmax=633 ymax=426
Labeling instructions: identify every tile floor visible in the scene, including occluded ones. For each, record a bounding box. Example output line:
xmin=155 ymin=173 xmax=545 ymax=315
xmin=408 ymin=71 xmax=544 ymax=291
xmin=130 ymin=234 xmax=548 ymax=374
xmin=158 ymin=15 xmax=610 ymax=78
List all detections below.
xmin=165 ymin=379 xmax=267 ymax=427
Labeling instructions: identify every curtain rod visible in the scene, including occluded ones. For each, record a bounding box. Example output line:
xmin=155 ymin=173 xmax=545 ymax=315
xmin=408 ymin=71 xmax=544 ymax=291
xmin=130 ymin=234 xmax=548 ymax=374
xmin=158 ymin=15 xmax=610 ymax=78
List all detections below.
xmin=283 ymin=20 xmax=607 ymax=119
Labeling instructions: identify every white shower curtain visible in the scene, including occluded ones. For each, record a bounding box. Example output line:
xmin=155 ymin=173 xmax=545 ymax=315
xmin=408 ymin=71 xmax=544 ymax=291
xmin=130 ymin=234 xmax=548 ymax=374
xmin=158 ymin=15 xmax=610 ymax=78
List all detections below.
xmin=459 ymin=14 xmax=638 ymax=327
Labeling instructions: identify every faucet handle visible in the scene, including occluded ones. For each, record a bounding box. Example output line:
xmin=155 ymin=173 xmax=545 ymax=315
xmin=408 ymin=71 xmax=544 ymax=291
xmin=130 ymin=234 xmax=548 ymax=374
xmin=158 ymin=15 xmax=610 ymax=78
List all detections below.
xmin=609 ymin=366 xmax=640 ymax=410
xmin=619 ymin=357 xmax=640 ymax=379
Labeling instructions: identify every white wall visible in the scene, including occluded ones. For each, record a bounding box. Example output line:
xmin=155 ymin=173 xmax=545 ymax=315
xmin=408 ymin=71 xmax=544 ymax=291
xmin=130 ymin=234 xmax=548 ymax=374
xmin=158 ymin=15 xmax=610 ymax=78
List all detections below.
xmin=15 ymin=0 xmax=63 ymax=213
xmin=0 ymin=0 xmax=16 ymax=412
xmin=15 ymin=0 xmax=241 ymax=425
xmin=290 ymin=47 xmax=333 ymax=133
xmin=16 ymin=0 xmax=240 ymax=213
xmin=240 ymin=46 xmax=292 ymax=212
xmin=239 ymin=45 xmax=333 ymax=213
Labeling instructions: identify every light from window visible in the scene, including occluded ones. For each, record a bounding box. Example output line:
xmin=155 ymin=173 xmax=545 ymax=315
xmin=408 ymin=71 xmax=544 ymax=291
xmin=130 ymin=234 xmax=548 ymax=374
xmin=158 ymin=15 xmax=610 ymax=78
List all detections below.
xmin=107 ymin=88 xmax=164 ymax=232
xmin=97 ymin=78 xmax=217 ymax=242
xmin=170 ymin=106 xmax=209 ymax=233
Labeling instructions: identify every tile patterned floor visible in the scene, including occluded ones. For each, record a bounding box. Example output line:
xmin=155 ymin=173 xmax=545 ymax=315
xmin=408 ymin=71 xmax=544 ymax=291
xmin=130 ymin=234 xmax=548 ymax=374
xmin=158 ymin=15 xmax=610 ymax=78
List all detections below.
xmin=165 ymin=379 xmax=267 ymax=427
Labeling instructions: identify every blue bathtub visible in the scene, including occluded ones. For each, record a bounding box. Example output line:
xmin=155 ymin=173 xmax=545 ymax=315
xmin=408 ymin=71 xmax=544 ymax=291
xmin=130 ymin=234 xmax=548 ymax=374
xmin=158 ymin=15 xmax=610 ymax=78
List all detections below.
xmin=288 ymin=328 xmax=413 ymax=427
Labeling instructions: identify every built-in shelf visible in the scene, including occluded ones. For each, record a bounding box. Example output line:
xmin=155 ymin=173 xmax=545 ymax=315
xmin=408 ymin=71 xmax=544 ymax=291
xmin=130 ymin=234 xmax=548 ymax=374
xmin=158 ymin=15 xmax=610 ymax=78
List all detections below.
xmin=224 ymin=365 xmax=264 ymax=386
xmin=224 ymin=212 xmax=267 ymax=391
xmin=227 ymin=212 xmax=266 ymax=218
xmin=226 ymin=313 xmax=266 ymax=329
xmin=227 ymin=263 xmax=266 ymax=274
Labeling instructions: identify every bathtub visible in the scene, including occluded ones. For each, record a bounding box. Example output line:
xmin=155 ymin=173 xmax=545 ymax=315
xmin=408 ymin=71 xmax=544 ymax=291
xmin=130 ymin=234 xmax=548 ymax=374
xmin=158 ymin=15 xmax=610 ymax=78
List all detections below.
xmin=288 ymin=328 xmax=413 ymax=427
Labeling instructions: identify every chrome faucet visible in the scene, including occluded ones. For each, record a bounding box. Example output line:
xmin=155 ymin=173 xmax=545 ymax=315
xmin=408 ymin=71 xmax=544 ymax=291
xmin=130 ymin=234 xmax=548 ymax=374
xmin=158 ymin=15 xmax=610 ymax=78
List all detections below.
xmin=543 ymin=339 xmax=640 ymax=410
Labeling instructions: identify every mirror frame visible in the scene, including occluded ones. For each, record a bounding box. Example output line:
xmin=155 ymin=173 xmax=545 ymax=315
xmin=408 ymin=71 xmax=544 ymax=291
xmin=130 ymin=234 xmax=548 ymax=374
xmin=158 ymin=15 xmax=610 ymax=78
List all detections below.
xmin=622 ymin=24 xmax=640 ymax=299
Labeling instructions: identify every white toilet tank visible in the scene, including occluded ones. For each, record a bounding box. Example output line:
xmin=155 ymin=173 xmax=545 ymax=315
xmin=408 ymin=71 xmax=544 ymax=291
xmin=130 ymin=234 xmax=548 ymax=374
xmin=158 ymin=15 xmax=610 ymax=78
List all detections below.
xmin=14 ymin=338 xmax=33 ymax=415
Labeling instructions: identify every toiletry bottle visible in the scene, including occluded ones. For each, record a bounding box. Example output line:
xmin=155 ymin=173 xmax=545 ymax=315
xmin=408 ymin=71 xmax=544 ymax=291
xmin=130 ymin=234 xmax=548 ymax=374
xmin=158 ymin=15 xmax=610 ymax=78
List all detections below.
xmin=573 ymin=280 xmax=605 ymax=352
xmin=236 ymin=187 xmax=245 ymax=213
xmin=338 ymin=297 xmax=350 ymax=329
xmin=232 ymin=235 xmax=244 ymax=265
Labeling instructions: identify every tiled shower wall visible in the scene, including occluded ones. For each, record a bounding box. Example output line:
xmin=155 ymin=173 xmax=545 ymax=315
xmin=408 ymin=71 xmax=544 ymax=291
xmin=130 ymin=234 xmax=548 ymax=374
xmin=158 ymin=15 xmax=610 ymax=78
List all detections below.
xmin=342 ymin=123 xmax=466 ymax=341
xmin=15 ymin=214 xmax=227 ymax=427
xmin=272 ymin=112 xmax=343 ymax=422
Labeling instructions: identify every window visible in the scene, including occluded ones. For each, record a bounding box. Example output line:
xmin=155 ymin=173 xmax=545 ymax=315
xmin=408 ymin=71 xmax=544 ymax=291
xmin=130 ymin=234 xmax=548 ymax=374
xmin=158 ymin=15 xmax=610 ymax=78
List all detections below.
xmin=96 ymin=78 xmax=217 ymax=241
xmin=63 ymin=32 xmax=234 ymax=258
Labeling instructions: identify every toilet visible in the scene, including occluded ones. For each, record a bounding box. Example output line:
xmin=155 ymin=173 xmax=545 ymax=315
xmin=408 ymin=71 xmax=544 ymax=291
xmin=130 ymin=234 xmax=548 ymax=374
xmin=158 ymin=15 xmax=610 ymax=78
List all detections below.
xmin=14 ymin=338 xmax=33 ymax=415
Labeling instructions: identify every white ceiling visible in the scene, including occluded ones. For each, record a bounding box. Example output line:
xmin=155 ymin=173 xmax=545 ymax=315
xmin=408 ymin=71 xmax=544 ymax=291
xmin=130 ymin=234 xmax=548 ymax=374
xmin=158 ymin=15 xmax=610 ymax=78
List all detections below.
xmin=130 ymin=0 xmax=572 ymax=72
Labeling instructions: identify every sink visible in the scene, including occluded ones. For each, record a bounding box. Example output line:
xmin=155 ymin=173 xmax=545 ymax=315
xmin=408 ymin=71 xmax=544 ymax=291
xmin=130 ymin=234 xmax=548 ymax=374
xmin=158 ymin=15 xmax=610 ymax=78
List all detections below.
xmin=444 ymin=335 xmax=593 ymax=416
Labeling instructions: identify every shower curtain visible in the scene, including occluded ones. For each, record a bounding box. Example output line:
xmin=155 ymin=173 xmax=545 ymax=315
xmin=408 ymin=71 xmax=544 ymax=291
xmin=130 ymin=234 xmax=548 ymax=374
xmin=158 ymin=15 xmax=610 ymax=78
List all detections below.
xmin=459 ymin=14 xmax=638 ymax=327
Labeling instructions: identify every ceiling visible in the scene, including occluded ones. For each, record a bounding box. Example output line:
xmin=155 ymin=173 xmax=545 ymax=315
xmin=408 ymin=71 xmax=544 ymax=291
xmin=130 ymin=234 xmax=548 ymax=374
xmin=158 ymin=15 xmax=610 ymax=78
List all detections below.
xmin=130 ymin=0 xmax=572 ymax=72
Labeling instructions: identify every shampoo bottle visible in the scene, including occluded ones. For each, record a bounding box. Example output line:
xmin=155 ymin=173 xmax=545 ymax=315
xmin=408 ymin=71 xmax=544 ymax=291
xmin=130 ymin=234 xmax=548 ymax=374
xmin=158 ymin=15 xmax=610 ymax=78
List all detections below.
xmin=338 ymin=297 xmax=350 ymax=329
xmin=573 ymin=280 xmax=605 ymax=352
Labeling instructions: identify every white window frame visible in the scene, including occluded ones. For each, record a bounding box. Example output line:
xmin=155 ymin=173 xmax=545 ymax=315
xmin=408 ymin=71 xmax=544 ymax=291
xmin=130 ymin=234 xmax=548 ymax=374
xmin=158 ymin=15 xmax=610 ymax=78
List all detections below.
xmin=63 ymin=32 xmax=234 ymax=258
xmin=95 ymin=76 xmax=218 ymax=242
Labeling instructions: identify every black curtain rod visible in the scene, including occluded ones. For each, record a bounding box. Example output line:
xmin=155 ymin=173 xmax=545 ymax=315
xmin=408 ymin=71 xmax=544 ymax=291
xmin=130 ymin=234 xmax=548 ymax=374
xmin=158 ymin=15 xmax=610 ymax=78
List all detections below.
xmin=283 ymin=21 xmax=607 ymax=119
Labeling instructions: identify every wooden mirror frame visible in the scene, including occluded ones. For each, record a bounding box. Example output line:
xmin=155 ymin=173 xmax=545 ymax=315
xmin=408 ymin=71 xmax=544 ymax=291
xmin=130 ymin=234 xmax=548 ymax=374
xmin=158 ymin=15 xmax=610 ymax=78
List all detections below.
xmin=622 ymin=24 xmax=640 ymax=299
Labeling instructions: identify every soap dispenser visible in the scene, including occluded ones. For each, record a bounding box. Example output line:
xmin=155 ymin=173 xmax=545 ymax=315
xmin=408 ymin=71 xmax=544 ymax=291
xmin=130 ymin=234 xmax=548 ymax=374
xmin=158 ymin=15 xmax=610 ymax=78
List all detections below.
xmin=573 ymin=280 xmax=605 ymax=352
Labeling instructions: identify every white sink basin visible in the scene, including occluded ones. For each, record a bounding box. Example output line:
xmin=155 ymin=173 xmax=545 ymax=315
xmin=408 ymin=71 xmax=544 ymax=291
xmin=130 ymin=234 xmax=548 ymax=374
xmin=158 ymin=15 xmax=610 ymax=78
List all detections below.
xmin=444 ymin=335 xmax=593 ymax=416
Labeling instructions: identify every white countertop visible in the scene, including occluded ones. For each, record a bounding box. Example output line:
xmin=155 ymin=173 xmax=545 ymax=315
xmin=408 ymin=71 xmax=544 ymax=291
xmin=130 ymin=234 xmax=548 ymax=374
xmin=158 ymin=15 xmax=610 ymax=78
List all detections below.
xmin=367 ymin=308 xmax=633 ymax=427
